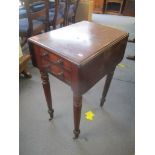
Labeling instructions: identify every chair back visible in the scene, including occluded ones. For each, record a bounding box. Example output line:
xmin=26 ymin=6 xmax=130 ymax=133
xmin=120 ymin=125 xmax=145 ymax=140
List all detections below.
xmin=23 ymin=0 xmax=49 ymax=35
xmin=51 ymin=0 xmax=68 ymax=28
xmin=66 ymin=0 xmax=80 ymax=24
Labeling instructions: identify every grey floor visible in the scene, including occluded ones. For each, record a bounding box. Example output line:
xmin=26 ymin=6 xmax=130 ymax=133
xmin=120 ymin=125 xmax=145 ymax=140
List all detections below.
xmin=20 ymin=15 xmax=135 ymax=155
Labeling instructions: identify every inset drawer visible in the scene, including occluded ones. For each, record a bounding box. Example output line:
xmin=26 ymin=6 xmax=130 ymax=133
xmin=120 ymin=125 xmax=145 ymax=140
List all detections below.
xmin=46 ymin=63 xmax=71 ymax=85
xmin=40 ymin=49 xmax=72 ymax=72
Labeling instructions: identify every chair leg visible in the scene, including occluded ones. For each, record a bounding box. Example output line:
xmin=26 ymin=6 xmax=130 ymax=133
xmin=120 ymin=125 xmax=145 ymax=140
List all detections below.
xmin=20 ymin=37 xmax=27 ymax=47
xmin=72 ymin=16 xmax=76 ymax=23
xmin=21 ymin=68 xmax=32 ymax=78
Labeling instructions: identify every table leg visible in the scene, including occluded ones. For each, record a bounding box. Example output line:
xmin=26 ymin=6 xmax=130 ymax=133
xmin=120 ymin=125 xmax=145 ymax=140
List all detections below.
xmin=73 ymin=95 xmax=82 ymax=139
xmin=100 ymin=70 xmax=114 ymax=107
xmin=40 ymin=70 xmax=54 ymax=121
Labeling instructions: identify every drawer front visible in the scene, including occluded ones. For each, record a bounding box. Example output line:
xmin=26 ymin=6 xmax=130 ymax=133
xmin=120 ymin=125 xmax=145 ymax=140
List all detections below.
xmin=40 ymin=49 xmax=72 ymax=72
xmin=41 ymin=58 xmax=71 ymax=85
xmin=47 ymin=64 xmax=71 ymax=85
xmin=33 ymin=47 xmax=72 ymax=85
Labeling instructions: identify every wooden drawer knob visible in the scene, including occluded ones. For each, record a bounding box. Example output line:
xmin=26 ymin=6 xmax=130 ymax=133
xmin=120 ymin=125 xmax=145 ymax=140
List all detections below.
xmin=56 ymin=71 xmax=64 ymax=78
xmin=41 ymin=51 xmax=48 ymax=57
xmin=54 ymin=59 xmax=63 ymax=66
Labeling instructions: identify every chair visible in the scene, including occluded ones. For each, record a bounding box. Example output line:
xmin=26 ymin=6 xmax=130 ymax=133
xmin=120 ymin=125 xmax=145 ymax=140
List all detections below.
xmin=19 ymin=43 xmax=32 ymax=78
xmin=19 ymin=0 xmax=50 ymax=46
xmin=19 ymin=1 xmax=46 ymax=19
xmin=19 ymin=6 xmax=27 ymax=19
xmin=32 ymin=0 xmax=67 ymax=30
xmin=49 ymin=0 xmax=68 ymax=29
xmin=66 ymin=0 xmax=80 ymax=25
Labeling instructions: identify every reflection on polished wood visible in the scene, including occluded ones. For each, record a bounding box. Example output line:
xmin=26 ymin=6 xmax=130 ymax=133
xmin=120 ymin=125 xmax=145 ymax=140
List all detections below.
xmin=28 ymin=21 xmax=128 ymax=138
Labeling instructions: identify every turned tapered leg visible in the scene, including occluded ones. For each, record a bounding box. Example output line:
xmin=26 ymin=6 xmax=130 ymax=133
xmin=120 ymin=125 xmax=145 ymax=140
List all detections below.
xmin=100 ymin=70 xmax=115 ymax=107
xmin=40 ymin=70 xmax=54 ymax=120
xmin=73 ymin=95 xmax=82 ymax=139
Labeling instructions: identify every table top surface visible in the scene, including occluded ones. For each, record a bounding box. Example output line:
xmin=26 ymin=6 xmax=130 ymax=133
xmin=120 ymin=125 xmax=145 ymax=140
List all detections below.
xmin=29 ymin=21 xmax=128 ymax=65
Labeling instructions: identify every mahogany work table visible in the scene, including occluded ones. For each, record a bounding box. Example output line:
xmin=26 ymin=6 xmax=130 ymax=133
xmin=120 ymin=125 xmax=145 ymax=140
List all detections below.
xmin=28 ymin=21 xmax=128 ymax=139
